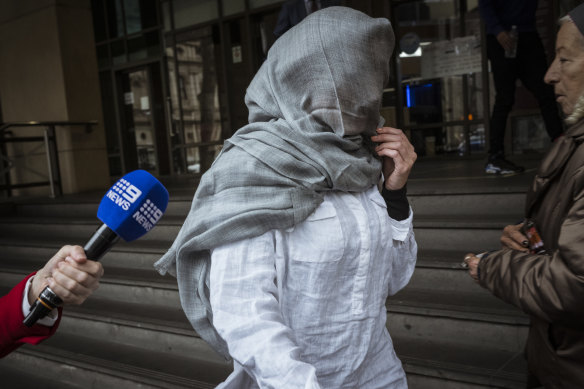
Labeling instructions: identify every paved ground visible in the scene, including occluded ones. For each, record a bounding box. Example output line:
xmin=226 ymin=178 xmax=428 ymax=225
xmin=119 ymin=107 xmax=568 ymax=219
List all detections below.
xmin=407 ymin=153 xmax=542 ymax=194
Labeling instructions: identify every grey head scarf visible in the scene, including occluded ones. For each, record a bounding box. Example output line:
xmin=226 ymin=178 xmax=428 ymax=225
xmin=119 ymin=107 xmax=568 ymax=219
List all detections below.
xmin=155 ymin=6 xmax=395 ymax=359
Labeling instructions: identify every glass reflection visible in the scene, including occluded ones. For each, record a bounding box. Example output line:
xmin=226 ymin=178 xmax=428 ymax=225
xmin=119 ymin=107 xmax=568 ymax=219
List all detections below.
xmin=166 ymin=27 xmax=223 ymax=174
xmin=394 ymin=0 xmax=484 ymax=156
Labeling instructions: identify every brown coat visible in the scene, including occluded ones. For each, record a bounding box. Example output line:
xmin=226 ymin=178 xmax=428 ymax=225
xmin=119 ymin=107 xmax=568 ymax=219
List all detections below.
xmin=479 ymin=120 xmax=584 ymax=388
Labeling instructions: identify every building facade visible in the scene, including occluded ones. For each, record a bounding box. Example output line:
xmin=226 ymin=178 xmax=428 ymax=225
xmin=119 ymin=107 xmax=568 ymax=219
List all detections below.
xmin=0 ymin=0 xmax=577 ymax=194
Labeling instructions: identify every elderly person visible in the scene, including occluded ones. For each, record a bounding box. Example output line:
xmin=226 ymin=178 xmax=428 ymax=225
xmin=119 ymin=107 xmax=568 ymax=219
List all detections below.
xmin=464 ymin=4 xmax=584 ymax=388
xmin=157 ymin=6 xmax=417 ymax=388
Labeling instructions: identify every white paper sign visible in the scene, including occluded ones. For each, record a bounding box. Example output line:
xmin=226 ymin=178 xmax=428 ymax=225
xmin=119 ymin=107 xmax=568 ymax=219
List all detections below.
xmin=140 ymin=96 xmax=150 ymax=110
xmin=421 ymin=36 xmax=482 ymax=79
xmin=232 ymin=45 xmax=242 ymax=64
xmin=124 ymin=92 xmax=134 ymax=105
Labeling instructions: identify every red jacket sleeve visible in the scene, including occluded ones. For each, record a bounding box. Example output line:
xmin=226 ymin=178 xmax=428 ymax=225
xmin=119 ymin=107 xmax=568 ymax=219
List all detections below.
xmin=0 ymin=273 xmax=62 ymax=358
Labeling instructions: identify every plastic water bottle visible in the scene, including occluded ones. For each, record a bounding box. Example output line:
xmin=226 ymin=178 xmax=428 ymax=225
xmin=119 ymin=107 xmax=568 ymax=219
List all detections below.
xmin=505 ymin=25 xmax=518 ymax=58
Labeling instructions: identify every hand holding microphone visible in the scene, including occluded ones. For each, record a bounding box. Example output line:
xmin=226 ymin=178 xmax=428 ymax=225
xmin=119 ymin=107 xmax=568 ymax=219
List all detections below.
xmin=28 ymin=246 xmax=103 ymax=307
xmin=23 ymin=170 xmax=169 ymax=327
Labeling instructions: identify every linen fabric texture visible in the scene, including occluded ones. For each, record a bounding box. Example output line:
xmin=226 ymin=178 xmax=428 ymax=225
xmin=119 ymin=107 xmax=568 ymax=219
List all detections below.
xmin=211 ymin=187 xmax=416 ymax=388
xmin=154 ymin=6 xmax=395 ymax=359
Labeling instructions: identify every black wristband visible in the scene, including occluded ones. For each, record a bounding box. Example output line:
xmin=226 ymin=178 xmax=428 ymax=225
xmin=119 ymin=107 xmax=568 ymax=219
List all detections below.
xmin=381 ymin=185 xmax=409 ymax=221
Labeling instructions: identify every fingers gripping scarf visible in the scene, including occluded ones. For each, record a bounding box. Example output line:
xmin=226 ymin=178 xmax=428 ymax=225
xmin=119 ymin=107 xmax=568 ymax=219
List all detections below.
xmin=155 ymin=6 xmax=395 ymax=359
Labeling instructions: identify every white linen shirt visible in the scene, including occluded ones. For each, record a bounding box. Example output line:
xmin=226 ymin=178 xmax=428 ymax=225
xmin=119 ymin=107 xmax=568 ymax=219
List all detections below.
xmin=210 ymin=185 xmax=417 ymax=389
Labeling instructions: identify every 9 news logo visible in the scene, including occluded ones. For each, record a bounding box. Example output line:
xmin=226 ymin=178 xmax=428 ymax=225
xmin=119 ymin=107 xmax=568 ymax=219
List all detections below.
xmin=134 ymin=199 xmax=163 ymax=231
xmin=105 ymin=178 xmax=163 ymax=231
xmin=106 ymin=179 xmax=142 ymax=211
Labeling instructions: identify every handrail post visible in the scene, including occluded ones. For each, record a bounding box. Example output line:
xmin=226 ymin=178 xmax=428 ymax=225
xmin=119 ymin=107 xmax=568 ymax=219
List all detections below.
xmin=43 ymin=125 xmax=62 ymax=198
xmin=43 ymin=127 xmax=56 ymax=198
xmin=0 ymin=134 xmax=11 ymax=198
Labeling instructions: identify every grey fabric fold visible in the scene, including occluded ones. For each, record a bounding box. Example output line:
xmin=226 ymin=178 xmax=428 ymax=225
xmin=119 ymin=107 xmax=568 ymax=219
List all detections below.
xmin=154 ymin=6 xmax=395 ymax=359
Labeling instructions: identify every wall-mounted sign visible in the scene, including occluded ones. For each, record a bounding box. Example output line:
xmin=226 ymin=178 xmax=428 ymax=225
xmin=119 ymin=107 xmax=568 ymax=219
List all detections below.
xmin=421 ymin=36 xmax=481 ymax=79
xmin=140 ymin=96 xmax=149 ymax=111
xmin=232 ymin=45 xmax=242 ymax=64
xmin=124 ymin=92 xmax=134 ymax=105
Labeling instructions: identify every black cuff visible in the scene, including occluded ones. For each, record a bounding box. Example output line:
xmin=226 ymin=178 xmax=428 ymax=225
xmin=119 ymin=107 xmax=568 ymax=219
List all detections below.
xmin=381 ymin=185 xmax=409 ymax=221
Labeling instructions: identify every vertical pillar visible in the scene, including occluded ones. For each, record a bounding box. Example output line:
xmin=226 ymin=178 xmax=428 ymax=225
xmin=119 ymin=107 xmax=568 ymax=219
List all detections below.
xmin=0 ymin=0 xmax=110 ymax=195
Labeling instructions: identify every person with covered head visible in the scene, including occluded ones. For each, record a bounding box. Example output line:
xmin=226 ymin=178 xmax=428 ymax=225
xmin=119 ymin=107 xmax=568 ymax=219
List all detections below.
xmin=463 ymin=3 xmax=584 ymax=387
xmin=156 ymin=6 xmax=417 ymax=389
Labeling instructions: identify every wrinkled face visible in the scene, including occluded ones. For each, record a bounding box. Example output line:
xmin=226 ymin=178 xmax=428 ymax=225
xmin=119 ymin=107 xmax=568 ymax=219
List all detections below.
xmin=544 ymin=21 xmax=584 ymax=116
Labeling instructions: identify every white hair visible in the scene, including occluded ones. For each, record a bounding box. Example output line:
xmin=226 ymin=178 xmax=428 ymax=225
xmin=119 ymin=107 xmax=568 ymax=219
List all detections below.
xmin=559 ymin=15 xmax=572 ymax=25
xmin=566 ymin=94 xmax=584 ymax=125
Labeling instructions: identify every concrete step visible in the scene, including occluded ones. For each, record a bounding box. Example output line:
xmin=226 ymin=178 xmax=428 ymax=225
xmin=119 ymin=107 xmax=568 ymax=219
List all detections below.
xmin=0 ymin=362 xmax=82 ymax=389
xmin=0 ymin=217 xmax=181 ymax=245
xmin=0 ymin=266 xmax=528 ymax=366
xmin=413 ymin=224 xmax=504 ymax=253
xmin=0 ymin=281 xmax=527 ymax=389
xmin=0 ymin=244 xmax=164 ymax=272
xmin=0 ymin=266 xmax=181 ymax=310
xmin=409 ymin=192 xmax=525 ymax=218
xmin=0 ymin=177 xmax=531 ymax=389
xmin=10 ymin=197 xmax=193 ymax=220
xmin=396 ymin=337 xmax=527 ymax=389
xmin=2 ymin=332 xmax=231 ymax=389
xmin=8 ymin=190 xmax=524 ymax=220
xmin=388 ymin=289 xmax=528 ymax=354
xmin=0 ymin=215 xmax=511 ymax=255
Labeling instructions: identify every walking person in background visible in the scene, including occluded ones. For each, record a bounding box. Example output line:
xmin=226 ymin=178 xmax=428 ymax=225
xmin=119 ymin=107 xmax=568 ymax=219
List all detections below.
xmin=479 ymin=0 xmax=564 ymax=175
xmin=0 ymin=245 xmax=103 ymax=358
xmin=273 ymin=0 xmax=340 ymax=38
xmin=156 ymin=7 xmax=418 ymax=388
xmin=464 ymin=4 xmax=584 ymax=387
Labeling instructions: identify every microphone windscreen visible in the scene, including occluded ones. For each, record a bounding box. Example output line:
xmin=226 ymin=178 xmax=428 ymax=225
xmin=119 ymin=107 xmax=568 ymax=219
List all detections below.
xmin=97 ymin=170 xmax=169 ymax=242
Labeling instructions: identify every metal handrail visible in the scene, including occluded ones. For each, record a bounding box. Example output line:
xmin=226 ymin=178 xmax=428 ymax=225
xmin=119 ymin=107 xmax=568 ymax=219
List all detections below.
xmin=0 ymin=121 xmax=98 ymax=198
xmin=0 ymin=120 xmax=97 ymax=134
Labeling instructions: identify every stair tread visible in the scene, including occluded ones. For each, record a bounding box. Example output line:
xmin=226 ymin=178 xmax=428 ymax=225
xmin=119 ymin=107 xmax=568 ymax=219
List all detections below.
xmin=0 ymin=262 xmax=176 ymax=286
xmin=66 ymin=298 xmax=192 ymax=332
xmin=21 ymin=332 xmax=231 ymax=387
xmin=0 ymin=214 xmax=186 ymax=225
xmin=0 ymin=363 xmax=81 ymax=389
xmin=0 ymin=175 xmax=536 ymax=388
xmin=0 ymin=237 xmax=170 ymax=253
xmin=389 ymin=288 xmax=529 ymax=324
xmin=394 ymin=337 xmax=527 ymax=386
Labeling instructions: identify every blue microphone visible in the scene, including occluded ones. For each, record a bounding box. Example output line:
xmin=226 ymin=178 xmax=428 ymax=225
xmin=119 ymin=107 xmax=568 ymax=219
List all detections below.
xmin=23 ymin=170 xmax=169 ymax=327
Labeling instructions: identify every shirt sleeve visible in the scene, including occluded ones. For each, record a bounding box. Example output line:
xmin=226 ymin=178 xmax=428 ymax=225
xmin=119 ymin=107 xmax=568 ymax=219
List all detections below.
xmin=388 ymin=209 xmax=418 ymax=296
xmin=381 ymin=186 xmax=410 ymax=221
xmin=0 ymin=273 xmax=62 ymax=358
xmin=210 ymin=231 xmax=321 ymax=389
xmin=478 ymin=194 xmax=584 ymax=329
xmin=21 ymin=276 xmax=59 ymax=327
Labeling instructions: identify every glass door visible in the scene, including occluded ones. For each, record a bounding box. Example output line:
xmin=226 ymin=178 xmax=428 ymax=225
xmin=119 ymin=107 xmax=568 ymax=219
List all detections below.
xmin=118 ymin=64 xmax=168 ymax=175
xmin=165 ymin=26 xmax=225 ymax=175
xmin=119 ymin=67 xmax=156 ymax=172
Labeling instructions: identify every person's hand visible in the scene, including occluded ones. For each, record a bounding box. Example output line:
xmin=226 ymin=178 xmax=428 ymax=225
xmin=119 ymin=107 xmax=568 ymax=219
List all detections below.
xmin=463 ymin=253 xmax=481 ymax=283
xmin=371 ymin=127 xmax=417 ymax=190
xmin=500 ymin=223 xmax=529 ymax=252
xmin=29 ymin=245 xmax=104 ymax=306
xmin=496 ymin=31 xmax=514 ymax=52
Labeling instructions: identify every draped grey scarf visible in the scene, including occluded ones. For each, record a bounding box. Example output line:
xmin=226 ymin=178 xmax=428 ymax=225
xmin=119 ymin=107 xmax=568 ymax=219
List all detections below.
xmin=154 ymin=6 xmax=395 ymax=359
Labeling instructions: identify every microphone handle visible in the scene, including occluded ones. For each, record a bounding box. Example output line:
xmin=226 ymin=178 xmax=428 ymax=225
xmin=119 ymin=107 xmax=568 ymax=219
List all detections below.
xmin=23 ymin=224 xmax=120 ymax=327
xmin=84 ymin=224 xmax=120 ymax=261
